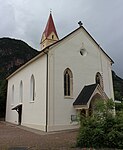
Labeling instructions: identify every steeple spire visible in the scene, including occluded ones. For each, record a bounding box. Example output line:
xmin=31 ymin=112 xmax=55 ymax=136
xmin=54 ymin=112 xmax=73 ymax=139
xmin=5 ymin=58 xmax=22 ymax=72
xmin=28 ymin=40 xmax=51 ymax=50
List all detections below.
xmin=40 ymin=12 xmax=59 ymax=50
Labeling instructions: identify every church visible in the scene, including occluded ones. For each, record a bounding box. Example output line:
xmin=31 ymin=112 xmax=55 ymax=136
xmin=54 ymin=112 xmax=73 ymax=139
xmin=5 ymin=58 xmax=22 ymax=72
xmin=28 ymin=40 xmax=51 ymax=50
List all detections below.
xmin=5 ymin=13 xmax=114 ymax=132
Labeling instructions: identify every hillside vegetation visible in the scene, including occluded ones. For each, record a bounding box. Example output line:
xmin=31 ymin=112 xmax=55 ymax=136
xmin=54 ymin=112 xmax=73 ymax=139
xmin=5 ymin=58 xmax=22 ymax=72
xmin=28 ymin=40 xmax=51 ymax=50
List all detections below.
xmin=0 ymin=37 xmax=39 ymax=79
xmin=0 ymin=37 xmax=39 ymax=118
xmin=112 ymin=71 xmax=123 ymax=101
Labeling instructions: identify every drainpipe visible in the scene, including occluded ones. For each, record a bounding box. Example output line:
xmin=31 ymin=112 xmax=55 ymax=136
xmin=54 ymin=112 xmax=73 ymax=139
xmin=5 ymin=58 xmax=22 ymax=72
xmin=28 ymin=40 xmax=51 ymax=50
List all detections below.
xmin=43 ymin=51 xmax=48 ymax=132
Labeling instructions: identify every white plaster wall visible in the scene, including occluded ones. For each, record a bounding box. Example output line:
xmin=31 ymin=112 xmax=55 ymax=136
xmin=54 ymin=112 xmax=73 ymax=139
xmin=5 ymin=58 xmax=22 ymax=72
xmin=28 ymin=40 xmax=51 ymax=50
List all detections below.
xmin=6 ymin=55 xmax=47 ymax=131
xmin=100 ymin=51 xmax=114 ymax=99
xmin=48 ymin=28 xmax=114 ymax=131
xmin=6 ymin=83 xmax=18 ymax=124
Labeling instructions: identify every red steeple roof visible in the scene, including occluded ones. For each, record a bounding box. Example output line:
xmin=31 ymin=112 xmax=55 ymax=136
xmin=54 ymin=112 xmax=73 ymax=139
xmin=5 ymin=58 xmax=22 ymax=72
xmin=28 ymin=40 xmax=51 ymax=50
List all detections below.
xmin=43 ymin=13 xmax=59 ymax=39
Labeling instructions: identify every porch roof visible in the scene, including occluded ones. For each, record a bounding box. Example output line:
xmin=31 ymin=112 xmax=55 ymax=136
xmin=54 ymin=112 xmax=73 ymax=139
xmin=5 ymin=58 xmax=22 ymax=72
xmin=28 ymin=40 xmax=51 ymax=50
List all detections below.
xmin=12 ymin=104 xmax=22 ymax=110
xmin=73 ymin=84 xmax=97 ymax=106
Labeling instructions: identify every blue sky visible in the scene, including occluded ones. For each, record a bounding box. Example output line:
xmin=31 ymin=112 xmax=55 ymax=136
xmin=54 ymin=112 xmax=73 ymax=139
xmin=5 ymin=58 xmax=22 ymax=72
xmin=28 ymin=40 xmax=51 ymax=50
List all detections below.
xmin=0 ymin=0 xmax=123 ymax=78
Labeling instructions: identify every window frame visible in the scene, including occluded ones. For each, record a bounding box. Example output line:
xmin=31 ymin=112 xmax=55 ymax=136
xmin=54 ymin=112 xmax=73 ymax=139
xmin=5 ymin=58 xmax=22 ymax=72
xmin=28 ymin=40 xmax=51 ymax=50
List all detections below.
xmin=95 ymin=72 xmax=104 ymax=90
xmin=19 ymin=80 xmax=23 ymax=104
xmin=64 ymin=68 xmax=73 ymax=98
xmin=30 ymin=75 xmax=35 ymax=102
xmin=11 ymin=85 xmax=14 ymax=105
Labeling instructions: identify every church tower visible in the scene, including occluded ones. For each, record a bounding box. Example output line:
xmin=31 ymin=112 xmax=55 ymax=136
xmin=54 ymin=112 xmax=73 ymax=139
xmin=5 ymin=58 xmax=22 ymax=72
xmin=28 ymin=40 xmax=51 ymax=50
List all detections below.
xmin=40 ymin=13 xmax=59 ymax=50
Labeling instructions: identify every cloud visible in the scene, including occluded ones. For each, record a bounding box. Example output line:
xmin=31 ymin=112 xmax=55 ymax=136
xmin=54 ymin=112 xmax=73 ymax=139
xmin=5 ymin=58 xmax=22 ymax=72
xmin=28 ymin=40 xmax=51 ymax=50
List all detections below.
xmin=0 ymin=0 xmax=123 ymax=78
xmin=0 ymin=0 xmax=16 ymax=37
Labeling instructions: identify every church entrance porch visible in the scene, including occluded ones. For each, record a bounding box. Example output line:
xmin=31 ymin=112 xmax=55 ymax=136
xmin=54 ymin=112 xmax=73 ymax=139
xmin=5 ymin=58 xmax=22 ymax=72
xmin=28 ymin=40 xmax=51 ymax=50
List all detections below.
xmin=88 ymin=93 xmax=104 ymax=116
xmin=73 ymin=84 xmax=108 ymax=117
xmin=12 ymin=104 xmax=22 ymax=125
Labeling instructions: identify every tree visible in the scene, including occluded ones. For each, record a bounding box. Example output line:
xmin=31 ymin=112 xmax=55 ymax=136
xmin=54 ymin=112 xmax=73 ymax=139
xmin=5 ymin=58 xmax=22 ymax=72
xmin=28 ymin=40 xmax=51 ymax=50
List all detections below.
xmin=76 ymin=99 xmax=123 ymax=149
xmin=0 ymin=80 xmax=7 ymax=118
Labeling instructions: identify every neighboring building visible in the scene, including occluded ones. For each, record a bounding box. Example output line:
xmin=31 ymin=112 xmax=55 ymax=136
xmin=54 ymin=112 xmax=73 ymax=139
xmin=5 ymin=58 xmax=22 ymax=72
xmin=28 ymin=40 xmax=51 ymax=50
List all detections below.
xmin=6 ymin=13 xmax=114 ymax=132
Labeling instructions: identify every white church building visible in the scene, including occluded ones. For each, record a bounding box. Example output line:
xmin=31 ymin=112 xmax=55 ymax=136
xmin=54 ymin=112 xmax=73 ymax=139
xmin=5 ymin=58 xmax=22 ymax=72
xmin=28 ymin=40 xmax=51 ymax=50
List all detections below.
xmin=6 ymin=13 xmax=114 ymax=132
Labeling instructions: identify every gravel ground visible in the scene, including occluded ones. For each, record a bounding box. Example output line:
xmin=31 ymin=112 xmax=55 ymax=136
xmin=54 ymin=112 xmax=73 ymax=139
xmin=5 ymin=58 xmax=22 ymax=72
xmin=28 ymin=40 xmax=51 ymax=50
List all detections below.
xmin=0 ymin=122 xmax=79 ymax=150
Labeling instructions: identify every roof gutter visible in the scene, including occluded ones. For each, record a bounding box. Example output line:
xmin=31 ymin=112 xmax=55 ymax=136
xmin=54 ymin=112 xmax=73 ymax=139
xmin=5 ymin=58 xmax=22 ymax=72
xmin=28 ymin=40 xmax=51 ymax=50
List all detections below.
xmin=43 ymin=50 xmax=49 ymax=132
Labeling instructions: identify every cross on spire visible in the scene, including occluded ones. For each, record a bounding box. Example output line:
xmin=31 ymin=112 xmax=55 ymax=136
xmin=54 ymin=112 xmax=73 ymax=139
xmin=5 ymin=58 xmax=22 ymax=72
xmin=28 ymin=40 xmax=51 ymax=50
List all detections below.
xmin=78 ymin=21 xmax=83 ymax=27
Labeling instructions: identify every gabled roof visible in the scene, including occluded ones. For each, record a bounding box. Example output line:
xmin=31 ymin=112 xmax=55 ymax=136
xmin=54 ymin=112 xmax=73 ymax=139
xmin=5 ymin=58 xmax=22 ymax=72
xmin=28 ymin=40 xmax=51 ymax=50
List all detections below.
xmin=6 ymin=25 xmax=114 ymax=80
xmin=73 ymin=84 xmax=97 ymax=106
xmin=42 ymin=26 xmax=114 ymax=63
xmin=43 ymin=13 xmax=59 ymax=39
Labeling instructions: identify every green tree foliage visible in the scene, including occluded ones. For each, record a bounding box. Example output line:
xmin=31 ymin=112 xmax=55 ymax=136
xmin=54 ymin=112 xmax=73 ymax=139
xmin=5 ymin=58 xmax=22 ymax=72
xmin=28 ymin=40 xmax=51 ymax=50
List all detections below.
xmin=112 ymin=71 xmax=123 ymax=101
xmin=76 ymin=99 xmax=123 ymax=149
xmin=115 ymin=102 xmax=123 ymax=112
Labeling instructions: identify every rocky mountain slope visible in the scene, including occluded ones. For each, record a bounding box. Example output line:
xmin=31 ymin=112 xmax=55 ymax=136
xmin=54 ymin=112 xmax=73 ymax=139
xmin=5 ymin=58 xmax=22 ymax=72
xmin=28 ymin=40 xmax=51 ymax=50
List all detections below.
xmin=0 ymin=37 xmax=39 ymax=118
xmin=0 ymin=37 xmax=39 ymax=79
xmin=112 ymin=71 xmax=123 ymax=101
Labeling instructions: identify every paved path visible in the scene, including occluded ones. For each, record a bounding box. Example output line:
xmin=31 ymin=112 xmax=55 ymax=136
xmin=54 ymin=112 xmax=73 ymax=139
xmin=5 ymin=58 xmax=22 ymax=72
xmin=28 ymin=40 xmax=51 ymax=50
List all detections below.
xmin=0 ymin=122 xmax=79 ymax=150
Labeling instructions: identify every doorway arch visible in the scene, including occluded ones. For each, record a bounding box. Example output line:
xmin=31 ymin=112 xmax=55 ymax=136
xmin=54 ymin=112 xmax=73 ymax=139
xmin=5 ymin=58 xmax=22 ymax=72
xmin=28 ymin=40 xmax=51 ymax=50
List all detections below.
xmin=89 ymin=93 xmax=103 ymax=116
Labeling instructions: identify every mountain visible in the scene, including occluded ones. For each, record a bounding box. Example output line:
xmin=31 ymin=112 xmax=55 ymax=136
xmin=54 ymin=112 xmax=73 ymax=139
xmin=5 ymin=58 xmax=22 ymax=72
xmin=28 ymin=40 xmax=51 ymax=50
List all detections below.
xmin=0 ymin=37 xmax=39 ymax=118
xmin=112 ymin=71 xmax=123 ymax=101
xmin=0 ymin=37 xmax=39 ymax=80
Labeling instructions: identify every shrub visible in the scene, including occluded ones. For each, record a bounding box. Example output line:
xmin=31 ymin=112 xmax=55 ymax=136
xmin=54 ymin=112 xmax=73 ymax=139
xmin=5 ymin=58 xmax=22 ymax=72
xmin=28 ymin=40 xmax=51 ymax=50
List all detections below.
xmin=77 ymin=116 xmax=105 ymax=148
xmin=76 ymin=99 xmax=123 ymax=149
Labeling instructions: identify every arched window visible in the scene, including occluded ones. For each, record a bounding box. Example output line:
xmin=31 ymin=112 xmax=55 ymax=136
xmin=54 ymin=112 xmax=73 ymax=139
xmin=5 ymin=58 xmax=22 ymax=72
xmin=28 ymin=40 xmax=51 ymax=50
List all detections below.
xmin=12 ymin=85 xmax=14 ymax=104
xmin=64 ymin=68 xmax=73 ymax=97
xmin=52 ymin=35 xmax=54 ymax=39
xmin=95 ymin=72 xmax=103 ymax=89
xmin=30 ymin=75 xmax=35 ymax=101
xmin=19 ymin=81 xmax=23 ymax=103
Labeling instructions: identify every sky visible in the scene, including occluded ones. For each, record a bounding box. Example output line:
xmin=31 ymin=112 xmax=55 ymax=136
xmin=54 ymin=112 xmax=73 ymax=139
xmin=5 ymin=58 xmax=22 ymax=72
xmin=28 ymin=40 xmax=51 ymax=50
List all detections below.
xmin=0 ymin=0 xmax=123 ymax=78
